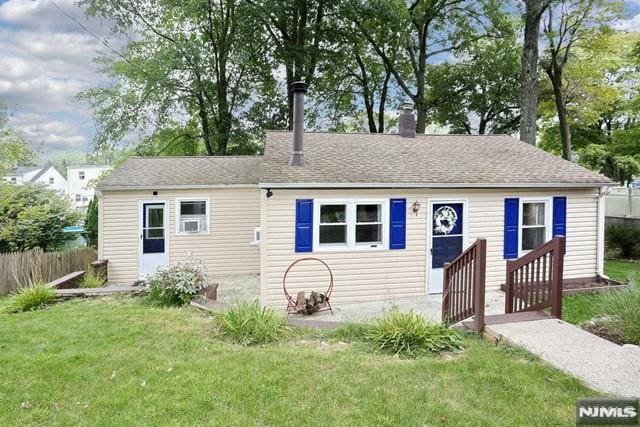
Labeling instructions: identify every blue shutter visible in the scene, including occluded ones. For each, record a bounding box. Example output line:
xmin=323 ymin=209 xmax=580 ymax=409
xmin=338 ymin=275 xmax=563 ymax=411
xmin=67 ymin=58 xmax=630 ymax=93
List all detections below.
xmin=295 ymin=199 xmax=313 ymax=252
xmin=553 ymin=197 xmax=567 ymax=253
xmin=504 ymin=198 xmax=519 ymax=259
xmin=389 ymin=198 xmax=406 ymax=250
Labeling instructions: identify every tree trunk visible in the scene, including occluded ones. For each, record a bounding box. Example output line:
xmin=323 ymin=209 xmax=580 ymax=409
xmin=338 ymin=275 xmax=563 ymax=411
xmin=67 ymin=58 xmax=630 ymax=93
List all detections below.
xmin=377 ymin=68 xmax=391 ymax=133
xmin=519 ymin=0 xmax=548 ymax=145
xmin=356 ymin=54 xmax=377 ymax=133
xmin=547 ymin=66 xmax=572 ymax=160
xmin=196 ymin=92 xmax=215 ymax=155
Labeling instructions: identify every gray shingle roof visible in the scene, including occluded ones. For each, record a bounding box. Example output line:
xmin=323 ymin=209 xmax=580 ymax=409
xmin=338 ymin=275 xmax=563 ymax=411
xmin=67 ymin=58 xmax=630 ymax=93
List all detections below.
xmin=97 ymin=156 xmax=262 ymax=189
xmin=261 ymin=131 xmax=612 ymax=187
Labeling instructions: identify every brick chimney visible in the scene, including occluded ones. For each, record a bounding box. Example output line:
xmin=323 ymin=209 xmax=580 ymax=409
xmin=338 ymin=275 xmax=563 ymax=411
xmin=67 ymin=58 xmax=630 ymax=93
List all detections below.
xmin=398 ymin=102 xmax=416 ymax=138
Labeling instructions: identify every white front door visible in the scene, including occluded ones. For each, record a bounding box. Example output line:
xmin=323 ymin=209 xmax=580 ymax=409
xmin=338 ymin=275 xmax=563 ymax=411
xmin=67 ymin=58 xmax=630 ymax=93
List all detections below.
xmin=139 ymin=202 xmax=168 ymax=279
xmin=428 ymin=201 xmax=466 ymax=294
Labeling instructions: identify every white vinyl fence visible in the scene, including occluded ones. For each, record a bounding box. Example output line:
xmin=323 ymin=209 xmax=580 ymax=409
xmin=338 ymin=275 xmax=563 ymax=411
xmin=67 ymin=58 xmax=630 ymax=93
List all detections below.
xmin=605 ymin=187 xmax=640 ymax=218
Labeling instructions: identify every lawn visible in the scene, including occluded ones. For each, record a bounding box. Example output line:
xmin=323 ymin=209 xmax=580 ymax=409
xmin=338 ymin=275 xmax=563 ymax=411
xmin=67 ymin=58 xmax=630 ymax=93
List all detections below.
xmin=562 ymin=259 xmax=640 ymax=325
xmin=0 ymin=297 xmax=595 ymax=426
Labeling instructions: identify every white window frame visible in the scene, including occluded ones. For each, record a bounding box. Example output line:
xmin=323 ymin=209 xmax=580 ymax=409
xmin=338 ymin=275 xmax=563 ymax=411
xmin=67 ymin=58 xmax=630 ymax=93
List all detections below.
xmin=49 ymin=177 xmax=55 ymax=184
xmin=175 ymin=197 xmax=210 ymax=235
xmin=518 ymin=197 xmax=552 ymax=256
xmin=79 ymin=171 xmax=85 ymax=180
xmin=313 ymin=199 xmax=388 ymax=252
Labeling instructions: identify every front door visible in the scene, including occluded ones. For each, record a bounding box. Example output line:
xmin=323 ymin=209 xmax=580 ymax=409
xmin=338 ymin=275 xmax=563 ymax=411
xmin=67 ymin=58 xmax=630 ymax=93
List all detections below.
xmin=139 ymin=202 xmax=167 ymax=279
xmin=428 ymin=201 xmax=465 ymax=294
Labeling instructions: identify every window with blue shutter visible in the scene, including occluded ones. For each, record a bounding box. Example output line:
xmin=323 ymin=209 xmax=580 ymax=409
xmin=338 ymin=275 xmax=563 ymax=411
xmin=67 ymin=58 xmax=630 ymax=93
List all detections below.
xmin=389 ymin=198 xmax=406 ymax=250
xmin=504 ymin=198 xmax=519 ymax=259
xmin=295 ymin=199 xmax=313 ymax=252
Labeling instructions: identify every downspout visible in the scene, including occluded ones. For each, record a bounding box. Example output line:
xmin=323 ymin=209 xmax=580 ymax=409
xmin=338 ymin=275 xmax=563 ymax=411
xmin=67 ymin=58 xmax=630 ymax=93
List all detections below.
xmin=596 ymin=186 xmax=611 ymax=277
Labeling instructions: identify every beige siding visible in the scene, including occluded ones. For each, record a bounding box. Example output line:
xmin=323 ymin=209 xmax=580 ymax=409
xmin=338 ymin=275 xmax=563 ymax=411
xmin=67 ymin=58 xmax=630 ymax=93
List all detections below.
xmin=261 ymin=188 xmax=600 ymax=306
xmin=99 ymin=188 xmax=260 ymax=284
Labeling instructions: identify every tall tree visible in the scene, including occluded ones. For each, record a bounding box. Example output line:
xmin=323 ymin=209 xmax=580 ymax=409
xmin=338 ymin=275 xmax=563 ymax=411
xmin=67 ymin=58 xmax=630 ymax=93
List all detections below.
xmin=0 ymin=103 xmax=34 ymax=176
xmin=519 ymin=0 xmax=551 ymax=145
xmin=81 ymin=0 xmax=271 ymax=155
xmin=540 ymin=0 xmax=620 ymax=160
xmin=349 ymin=0 xmax=506 ymax=133
xmin=246 ymin=0 xmax=336 ymax=129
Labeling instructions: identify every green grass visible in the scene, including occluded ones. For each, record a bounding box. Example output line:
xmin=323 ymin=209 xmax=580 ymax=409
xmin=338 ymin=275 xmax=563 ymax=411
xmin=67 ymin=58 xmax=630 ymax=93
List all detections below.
xmin=563 ymin=260 xmax=640 ymax=332
xmin=0 ymin=297 xmax=596 ymax=426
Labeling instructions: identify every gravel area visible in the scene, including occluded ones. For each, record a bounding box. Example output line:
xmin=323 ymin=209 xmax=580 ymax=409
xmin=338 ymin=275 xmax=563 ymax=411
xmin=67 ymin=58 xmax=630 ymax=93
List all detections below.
xmin=486 ymin=319 xmax=640 ymax=398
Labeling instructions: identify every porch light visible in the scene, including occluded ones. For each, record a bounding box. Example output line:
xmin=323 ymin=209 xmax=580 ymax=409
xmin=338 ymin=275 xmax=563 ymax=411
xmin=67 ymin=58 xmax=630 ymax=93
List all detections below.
xmin=412 ymin=201 xmax=421 ymax=214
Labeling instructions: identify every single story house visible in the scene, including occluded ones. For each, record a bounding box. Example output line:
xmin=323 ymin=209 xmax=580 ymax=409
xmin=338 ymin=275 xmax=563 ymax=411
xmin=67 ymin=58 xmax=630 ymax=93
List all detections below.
xmin=97 ymin=83 xmax=612 ymax=307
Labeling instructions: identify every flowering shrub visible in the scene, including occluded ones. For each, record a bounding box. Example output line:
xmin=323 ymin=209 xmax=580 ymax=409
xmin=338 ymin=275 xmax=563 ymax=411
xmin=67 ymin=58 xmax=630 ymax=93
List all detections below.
xmin=147 ymin=262 xmax=210 ymax=306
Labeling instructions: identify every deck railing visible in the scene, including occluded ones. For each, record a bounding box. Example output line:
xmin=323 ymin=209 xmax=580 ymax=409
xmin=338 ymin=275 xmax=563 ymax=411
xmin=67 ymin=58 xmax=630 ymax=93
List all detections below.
xmin=505 ymin=235 xmax=565 ymax=318
xmin=442 ymin=238 xmax=487 ymax=331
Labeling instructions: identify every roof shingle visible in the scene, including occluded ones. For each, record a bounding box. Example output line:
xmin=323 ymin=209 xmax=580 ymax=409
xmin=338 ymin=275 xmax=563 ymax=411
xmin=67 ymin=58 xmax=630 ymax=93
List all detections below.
xmin=260 ymin=131 xmax=612 ymax=187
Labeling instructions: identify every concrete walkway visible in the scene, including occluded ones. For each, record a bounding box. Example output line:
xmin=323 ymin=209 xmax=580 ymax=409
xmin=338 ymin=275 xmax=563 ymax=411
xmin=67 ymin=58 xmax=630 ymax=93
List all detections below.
xmin=486 ymin=318 xmax=640 ymax=398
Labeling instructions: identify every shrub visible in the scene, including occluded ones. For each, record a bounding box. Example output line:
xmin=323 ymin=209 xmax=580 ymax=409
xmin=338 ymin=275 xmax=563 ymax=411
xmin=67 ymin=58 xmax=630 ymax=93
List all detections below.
xmin=80 ymin=270 xmax=105 ymax=288
xmin=596 ymin=282 xmax=640 ymax=344
xmin=147 ymin=262 xmax=209 ymax=306
xmin=214 ymin=300 xmax=289 ymax=345
xmin=365 ymin=309 xmax=463 ymax=357
xmin=7 ymin=284 xmax=57 ymax=313
xmin=606 ymin=225 xmax=640 ymax=259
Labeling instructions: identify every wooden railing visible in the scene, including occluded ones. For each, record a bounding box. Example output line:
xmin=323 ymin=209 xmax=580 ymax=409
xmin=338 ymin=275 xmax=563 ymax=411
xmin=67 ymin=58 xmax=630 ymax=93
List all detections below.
xmin=442 ymin=238 xmax=487 ymax=331
xmin=505 ymin=235 xmax=565 ymax=318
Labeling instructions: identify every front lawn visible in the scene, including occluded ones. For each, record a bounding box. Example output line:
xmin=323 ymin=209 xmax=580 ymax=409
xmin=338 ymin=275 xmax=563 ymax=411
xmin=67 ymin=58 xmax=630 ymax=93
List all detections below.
xmin=0 ymin=297 xmax=595 ymax=426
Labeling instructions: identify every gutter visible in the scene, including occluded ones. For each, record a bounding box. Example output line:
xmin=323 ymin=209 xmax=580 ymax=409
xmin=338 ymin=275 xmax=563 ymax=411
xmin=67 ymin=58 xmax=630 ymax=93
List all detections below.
xmin=596 ymin=186 xmax=612 ymax=277
xmin=259 ymin=182 xmax=612 ymax=189
xmin=97 ymin=184 xmax=259 ymax=191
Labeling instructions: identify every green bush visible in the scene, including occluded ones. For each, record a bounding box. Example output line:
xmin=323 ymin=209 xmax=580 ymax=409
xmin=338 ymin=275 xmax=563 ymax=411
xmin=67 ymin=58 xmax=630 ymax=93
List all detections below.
xmin=606 ymin=224 xmax=640 ymax=259
xmin=365 ymin=309 xmax=463 ymax=357
xmin=80 ymin=270 xmax=105 ymax=288
xmin=597 ymin=282 xmax=640 ymax=344
xmin=147 ymin=261 xmax=209 ymax=306
xmin=214 ymin=300 xmax=289 ymax=345
xmin=7 ymin=284 xmax=57 ymax=313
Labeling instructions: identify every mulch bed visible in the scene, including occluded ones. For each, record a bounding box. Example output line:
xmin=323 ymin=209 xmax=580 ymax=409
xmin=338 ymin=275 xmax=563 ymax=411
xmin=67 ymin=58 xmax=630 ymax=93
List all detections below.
xmin=562 ymin=277 xmax=627 ymax=295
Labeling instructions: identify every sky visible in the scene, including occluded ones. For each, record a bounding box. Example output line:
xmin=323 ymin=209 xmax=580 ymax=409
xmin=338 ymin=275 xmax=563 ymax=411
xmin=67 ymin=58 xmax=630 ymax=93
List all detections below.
xmin=0 ymin=0 xmax=639 ymax=162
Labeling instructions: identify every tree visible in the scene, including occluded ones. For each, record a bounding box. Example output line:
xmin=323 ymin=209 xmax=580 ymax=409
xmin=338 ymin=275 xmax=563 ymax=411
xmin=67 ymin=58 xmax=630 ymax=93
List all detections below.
xmin=519 ymin=0 xmax=552 ymax=145
xmin=349 ymin=0 xmax=507 ymax=133
xmin=429 ymin=27 xmax=522 ymax=134
xmin=0 ymin=103 xmax=34 ymax=176
xmin=84 ymin=197 xmax=99 ymax=247
xmin=540 ymin=0 xmax=621 ymax=160
xmin=81 ymin=0 xmax=271 ymax=155
xmin=0 ymin=183 xmax=80 ymax=252
xmin=246 ymin=0 xmax=337 ymax=129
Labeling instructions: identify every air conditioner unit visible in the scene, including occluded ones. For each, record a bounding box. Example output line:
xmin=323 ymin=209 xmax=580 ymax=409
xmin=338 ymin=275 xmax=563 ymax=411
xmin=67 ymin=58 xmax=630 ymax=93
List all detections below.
xmin=183 ymin=220 xmax=200 ymax=233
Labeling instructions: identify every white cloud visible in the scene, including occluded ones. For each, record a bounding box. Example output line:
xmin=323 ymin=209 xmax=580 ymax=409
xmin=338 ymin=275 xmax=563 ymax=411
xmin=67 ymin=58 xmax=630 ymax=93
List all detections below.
xmin=615 ymin=14 xmax=640 ymax=31
xmin=10 ymin=113 xmax=87 ymax=151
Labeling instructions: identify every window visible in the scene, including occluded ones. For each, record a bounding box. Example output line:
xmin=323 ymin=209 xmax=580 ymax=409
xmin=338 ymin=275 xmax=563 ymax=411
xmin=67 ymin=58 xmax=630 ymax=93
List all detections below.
xmin=75 ymin=194 xmax=81 ymax=202
xmin=520 ymin=199 xmax=551 ymax=253
xmin=315 ymin=200 xmax=387 ymax=250
xmin=82 ymin=195 xmax=89 ymax=202
xmin=10 ymin=177 xmax=16 ymax=184
xmin=49 ymin=177 xmax=55 ymax=184
xmin=78 ymin=171 xmax=85 ymax=180
xmin=177 ymin=199 xmax=209 ymax=234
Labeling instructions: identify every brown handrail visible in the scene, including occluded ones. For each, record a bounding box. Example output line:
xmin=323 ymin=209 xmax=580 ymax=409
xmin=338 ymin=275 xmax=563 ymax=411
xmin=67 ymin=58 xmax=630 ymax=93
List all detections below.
xmin=505 ymin=235 xmax=565 ymax=318
xmin=442 ymin=238 xmax=486 ymax=331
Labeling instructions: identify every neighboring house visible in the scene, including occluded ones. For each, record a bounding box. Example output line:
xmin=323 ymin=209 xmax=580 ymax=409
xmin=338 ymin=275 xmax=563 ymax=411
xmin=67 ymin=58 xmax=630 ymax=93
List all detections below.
xmin=97 ymin=84 xmax=612 ymax=307
xmin=67 ymin=165 xmax=111 ymax=211
xmin=3 ymin=163 xmax=67 ymax=193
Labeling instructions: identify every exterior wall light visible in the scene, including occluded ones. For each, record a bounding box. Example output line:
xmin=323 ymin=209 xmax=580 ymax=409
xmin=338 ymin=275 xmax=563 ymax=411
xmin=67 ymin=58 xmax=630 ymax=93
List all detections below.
xmin=412 ymin=201 xmax=421 ymax=214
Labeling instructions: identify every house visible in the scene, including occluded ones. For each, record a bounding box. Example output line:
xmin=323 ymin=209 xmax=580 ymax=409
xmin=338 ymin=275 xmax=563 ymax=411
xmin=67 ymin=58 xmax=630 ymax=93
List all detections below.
xmin=97 ymin=83 xmax=612 ymax=307
xmin=67 ymin=165 xmax=111 ymax=212
xmin=3 ymin=163 xmax=67 ymax=194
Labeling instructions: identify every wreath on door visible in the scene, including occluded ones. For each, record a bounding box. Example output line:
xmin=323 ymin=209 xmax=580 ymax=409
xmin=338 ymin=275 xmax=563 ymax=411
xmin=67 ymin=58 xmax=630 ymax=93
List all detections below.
xmin=433 ymin=206 xmax=458 ymax=235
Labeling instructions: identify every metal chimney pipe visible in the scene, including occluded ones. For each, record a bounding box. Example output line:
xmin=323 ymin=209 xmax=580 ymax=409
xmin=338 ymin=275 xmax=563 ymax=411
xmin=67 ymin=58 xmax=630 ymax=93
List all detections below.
xmin=289 ymin=81 xmax=308 ymax=166
xmin=398 ymin=102 xmax=416 ymax=138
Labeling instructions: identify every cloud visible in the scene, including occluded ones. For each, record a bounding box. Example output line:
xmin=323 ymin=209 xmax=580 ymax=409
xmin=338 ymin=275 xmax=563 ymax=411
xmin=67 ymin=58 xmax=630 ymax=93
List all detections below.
xmin=615 ymin=13 xmax=640 ymax=31
xmin=9 ymin=112 xmax=88 ymax=154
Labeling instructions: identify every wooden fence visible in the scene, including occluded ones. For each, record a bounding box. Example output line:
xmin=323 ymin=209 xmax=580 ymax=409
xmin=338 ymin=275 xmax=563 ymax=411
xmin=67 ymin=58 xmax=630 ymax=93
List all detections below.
xmin=0 ymin=247 xmax=97 ymax=295
xmin=442 ymin=238 xmax=487 ymax=332
xmin=505 ymin=235 xmax=565 ymax=318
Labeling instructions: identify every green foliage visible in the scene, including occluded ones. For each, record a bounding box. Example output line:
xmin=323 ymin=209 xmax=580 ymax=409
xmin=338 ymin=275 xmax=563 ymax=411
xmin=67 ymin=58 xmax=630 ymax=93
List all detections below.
xmin=6 ymin=284 xmax=57 ymax=313
xmin=80 ymin=270 xmax=105 ymax=289
xmin=214 ymin=300 xmax=289 ymax=345
xmin=365 ymin=309 xmax=463 ymax=358
xmin=147 ymin=262 xmax=209 ymax=306
xmin=596 ymin=282 xmax=640 ymax=344
xmin=606 ymin=225 xmax=640 ymax=259
xmin=83 ymin=197 xmax=99 ymax=247
xmin=0 ymin=183 xmax=81 ymax=252
xmin=0 ymin=104 xmax=34 ymax=176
